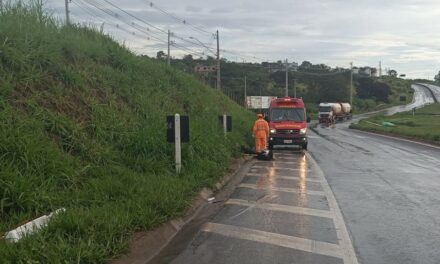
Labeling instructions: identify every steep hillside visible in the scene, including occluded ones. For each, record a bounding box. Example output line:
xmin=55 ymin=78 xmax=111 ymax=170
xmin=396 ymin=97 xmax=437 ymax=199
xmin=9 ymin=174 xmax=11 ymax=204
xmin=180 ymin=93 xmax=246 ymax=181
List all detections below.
xmin=0 ymin=3 xmax=254 ymax=263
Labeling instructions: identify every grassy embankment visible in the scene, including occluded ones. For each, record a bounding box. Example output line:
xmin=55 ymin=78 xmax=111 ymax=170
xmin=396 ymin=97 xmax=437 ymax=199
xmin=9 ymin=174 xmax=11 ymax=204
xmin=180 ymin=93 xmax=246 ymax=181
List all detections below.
xmin=0 ymin=2 xmax=254 ymax=263
xmin=350 ymin=103 xmax=440 ymax=144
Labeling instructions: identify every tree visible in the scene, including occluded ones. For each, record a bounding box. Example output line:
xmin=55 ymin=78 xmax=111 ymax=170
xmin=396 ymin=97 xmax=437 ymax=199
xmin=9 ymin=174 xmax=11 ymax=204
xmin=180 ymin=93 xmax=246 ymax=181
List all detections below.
xmin=156 ymin=50 xmax=166 ymax=60
xmin=183 ymin=54 xmax=193 ymax=62
xmin=300 ymin=61 xmax=312 ymax=69
xmin=388 ymin=69 xmax=397 ymax=77
xmin=356 ymin=77 xmax=391 ymax=102
xmin=435 ymin=71 xmax=440 ymax=83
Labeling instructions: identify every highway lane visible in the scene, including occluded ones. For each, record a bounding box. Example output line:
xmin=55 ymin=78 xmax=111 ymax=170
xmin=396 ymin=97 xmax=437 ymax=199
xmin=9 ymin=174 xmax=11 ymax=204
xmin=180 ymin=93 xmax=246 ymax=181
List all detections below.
xmin=309 ymin=122 xmax=440 ymax=264
xmin=152 ymin=151 xmax=359 ymax=264
xmin=417 ymin=83 xmax=440 ymax=102
xmin=151 ymin=83 xmax=439 ymax=264
xmin=384 ymin=83 xmax=435 ymax=116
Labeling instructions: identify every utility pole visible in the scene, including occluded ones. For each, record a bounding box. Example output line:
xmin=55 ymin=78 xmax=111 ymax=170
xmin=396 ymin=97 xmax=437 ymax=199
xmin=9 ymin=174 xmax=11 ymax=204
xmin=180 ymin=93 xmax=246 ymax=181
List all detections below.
xmin=293 ymin=78 xmax=296 ymax=98
xmin=216 ymin=30 xmax=221 ymax=90
xmin=244 ymin=75 xmax=247 ymax=108
xmin=285 ymin=59 xmax=289 ymax=97
xmin=350 ymin=62 xmax=353 ymax=106
xmin=64 ymin=0 xmax=70 ymax=26
xmin=379 ymin=61 xmax=382 ymax=77
xmin=167 ymin=30 xmax=171 ymax=66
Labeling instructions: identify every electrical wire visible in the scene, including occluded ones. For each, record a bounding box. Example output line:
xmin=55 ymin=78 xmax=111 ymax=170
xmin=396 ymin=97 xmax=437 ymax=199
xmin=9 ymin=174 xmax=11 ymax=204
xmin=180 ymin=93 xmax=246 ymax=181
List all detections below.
xmin=79 ymin=0 xmax=168 ymax=44
xmin=73 ymin=0 xmax=141 ymax=39
xmin=73 ymin=0 xmax=270 ymax=61
xmin=146 ymin=1 xmax=214 ymax=36
xmin=99 ymin=0 xmax=168 ymax=35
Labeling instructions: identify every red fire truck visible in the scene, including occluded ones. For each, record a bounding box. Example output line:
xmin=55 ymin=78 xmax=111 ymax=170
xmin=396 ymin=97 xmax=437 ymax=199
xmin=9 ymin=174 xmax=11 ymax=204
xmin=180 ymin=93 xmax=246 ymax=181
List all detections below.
xmin=267 ymin=97 xmax=310 ymax=150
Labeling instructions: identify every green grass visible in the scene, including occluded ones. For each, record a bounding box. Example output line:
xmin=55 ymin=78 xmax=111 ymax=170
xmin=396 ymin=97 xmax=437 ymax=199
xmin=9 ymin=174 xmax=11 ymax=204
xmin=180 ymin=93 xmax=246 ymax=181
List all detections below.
xmin=0 ymin=2 xmax=254 ymax=263
xmin=350 ymin=104 xmax=440 ymax=143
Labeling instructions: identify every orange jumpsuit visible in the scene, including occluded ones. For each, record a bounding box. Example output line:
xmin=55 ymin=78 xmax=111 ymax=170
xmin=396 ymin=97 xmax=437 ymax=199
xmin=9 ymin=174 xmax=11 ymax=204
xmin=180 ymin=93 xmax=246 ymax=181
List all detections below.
xmin=253 ymin=118 xmax=269 ymax=153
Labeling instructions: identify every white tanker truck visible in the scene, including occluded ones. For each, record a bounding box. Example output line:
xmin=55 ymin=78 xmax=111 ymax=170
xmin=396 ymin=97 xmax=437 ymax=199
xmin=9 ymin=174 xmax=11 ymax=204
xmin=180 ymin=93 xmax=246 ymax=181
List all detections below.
xmin=318 ymin=102 xmax=352 ymax=124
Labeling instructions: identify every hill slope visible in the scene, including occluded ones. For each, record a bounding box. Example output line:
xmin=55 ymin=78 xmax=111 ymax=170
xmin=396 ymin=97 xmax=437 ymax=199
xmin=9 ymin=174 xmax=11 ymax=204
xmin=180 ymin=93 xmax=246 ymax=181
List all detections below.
xmin=0 ymin=3 xmax=254 ymax=263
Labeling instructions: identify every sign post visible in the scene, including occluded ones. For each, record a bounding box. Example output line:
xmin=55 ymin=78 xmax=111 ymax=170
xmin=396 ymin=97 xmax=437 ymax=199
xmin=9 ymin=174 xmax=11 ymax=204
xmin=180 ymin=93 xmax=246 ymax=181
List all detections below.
xmin=223 ymin=114 xmax=227 ymax=135
xmin=167 ymin=114 xmax=189 ymax=174
xmin=174 ymin=114 xmax=181 ymax=174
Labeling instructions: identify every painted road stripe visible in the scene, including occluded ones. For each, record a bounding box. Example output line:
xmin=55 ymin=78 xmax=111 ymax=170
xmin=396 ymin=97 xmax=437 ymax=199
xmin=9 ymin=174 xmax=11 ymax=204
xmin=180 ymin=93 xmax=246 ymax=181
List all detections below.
xmin=201 ymin=222 xmax=343 ymax=260
xmin=246 ymin=173 xmax=322 ymax=183
xmin=305 ymin=152 xmax=359 ymax=264
xmin=226 ymin=199 xmax=333 ymax=219
xmin=238 ymin=183 xmax=327 ymax=196
xmin=254 ymin=161 xmax=298 ymax=165
xmin=252 ymin=165 xmax=310 ymax=172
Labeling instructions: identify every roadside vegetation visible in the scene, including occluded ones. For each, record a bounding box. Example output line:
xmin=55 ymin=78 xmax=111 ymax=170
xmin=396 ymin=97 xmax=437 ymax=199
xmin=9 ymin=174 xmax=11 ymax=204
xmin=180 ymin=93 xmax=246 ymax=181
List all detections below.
xmin=170 ymin=55 xmax=415 ymax=116
xmin=350 ymin=104 xmax=440 ymax=144
xmin=0 ymin=2 xmax=254 ymax=263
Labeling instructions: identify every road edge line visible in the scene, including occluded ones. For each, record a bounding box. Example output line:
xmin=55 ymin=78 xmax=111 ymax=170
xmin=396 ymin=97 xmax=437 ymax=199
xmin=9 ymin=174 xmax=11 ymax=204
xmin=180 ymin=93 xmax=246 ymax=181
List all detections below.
xmin=305 ymin=152 xmax=360 ymax=264
xmin=349 ymin=127 xmax=440 ymax=150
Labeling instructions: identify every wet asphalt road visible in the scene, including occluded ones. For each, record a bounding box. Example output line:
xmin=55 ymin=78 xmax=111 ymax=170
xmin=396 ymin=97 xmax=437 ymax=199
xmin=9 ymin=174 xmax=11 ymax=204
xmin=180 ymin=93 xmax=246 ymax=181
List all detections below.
xmin=164 ymin=152 xmax=358 ymax=264
xmin=309 ymin=83 xmax=440 ymax=263
xmin=152 ymin=84 xmax=440 ymax=264
xmin=385 ymin=83 xmax=435 ymax=115
xmin=309 ymin=125 xmax=440 ymax=264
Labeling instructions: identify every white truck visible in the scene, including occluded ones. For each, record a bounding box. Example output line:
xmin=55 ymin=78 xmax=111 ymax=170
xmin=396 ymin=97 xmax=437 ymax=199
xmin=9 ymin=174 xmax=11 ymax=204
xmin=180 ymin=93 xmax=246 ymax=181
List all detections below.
xmin=318 ymin=102 xmax=352 ymax=124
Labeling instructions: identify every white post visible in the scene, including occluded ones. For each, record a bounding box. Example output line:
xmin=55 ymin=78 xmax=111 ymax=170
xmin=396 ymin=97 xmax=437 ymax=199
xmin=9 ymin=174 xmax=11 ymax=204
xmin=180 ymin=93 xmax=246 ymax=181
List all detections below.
xmin=223 ymin=114 xmax=227 ymax=136
xmin=174 ymin=114 xmax=181 ymax=173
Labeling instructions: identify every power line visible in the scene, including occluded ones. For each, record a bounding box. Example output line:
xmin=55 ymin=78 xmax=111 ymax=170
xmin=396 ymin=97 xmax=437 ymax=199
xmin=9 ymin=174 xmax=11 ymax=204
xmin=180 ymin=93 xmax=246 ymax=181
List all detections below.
xmin=146 ymin=1 xmax=214 ymax=37
xmin=171 ymin=32 xmax=216 ymax=56
xmin=78 ymin=0 xmax=167 ymax=44
xmin=73 ymin=0 xmax=142 ymax=39
xmin=81 ymin=0 xmax=207 ymax=57
xmin=99 ymin=0 xmax=168 ymax=35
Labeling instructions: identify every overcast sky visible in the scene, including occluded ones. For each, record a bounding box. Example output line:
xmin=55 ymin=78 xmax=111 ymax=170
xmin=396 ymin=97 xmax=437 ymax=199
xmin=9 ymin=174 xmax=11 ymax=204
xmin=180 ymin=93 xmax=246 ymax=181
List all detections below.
xmin=44 ymin=0 xmax=440 ymax=79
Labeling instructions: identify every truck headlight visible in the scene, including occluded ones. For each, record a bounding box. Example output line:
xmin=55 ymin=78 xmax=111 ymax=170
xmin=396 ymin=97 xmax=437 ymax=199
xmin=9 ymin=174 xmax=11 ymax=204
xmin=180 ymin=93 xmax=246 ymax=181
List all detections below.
xmin=270 ymin=129 xmax=276 ymax=134
xmin=299 ymin=128 xmax=307 ymax=134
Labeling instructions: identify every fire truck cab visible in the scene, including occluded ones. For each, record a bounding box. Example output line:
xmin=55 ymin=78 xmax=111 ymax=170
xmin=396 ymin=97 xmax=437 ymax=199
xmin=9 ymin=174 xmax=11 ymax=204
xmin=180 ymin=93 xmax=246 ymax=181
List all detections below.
xmin=267 ymin=97 xmax=310 ymax=150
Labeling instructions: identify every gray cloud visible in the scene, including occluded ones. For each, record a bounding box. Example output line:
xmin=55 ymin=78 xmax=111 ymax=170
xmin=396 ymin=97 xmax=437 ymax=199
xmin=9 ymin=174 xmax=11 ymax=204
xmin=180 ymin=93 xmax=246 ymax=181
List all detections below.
xmin=41 ymin=0 xmax=440 ymax=79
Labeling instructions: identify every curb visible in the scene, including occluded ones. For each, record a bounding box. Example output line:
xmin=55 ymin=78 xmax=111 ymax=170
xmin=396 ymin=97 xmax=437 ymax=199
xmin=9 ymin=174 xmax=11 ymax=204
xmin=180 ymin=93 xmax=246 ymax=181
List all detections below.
xmin=110 ymin=155 xmax=254 ymax=264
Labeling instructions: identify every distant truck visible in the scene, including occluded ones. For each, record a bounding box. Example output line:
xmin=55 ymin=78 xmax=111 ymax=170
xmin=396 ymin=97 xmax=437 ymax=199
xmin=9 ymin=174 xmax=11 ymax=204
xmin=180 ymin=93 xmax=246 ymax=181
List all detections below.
xmin=318 ymin=102 xmax=352 ymax=124
xmin=267 ymin=97 xmax=311 ymax=150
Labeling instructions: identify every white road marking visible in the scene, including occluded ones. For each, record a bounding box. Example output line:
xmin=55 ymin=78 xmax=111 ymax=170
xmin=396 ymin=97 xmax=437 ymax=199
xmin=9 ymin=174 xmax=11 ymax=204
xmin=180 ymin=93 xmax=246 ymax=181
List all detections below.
xmin=305 ymin=152 xmax=359 ymax=264
xmin=226 ymin=199 xmax=333 ymax=219
xmin=238 ymin=183 xmax=327 ymax=196
xmin=201 ymin=222 xmax=343 ymax=259
xmin=245 ymin=173 xmax=322 ymax=183
xmin=254 ymin=161 xmax=298 ymax=165
xmin=252 ymin=165 xmax=309 ymax=172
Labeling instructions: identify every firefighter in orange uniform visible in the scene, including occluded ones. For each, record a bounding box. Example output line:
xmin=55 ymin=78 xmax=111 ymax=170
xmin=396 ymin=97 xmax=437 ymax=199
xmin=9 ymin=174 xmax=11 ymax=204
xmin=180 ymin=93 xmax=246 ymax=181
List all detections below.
xmin=253 ymin=113 xmax=270 ymax=153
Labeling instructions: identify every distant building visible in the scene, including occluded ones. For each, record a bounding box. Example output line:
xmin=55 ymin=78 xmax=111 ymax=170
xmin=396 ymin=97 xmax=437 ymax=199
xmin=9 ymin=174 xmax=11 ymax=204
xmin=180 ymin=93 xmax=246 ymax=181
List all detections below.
xmin=357 ymin=67 xmax=378 ymax=77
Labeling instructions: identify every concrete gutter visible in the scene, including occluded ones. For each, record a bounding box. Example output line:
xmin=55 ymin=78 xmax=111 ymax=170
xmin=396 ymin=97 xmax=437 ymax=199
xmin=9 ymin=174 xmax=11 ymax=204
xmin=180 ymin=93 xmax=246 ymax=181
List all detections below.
xmin=110 ymin=155 xmax=254 ymax=264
